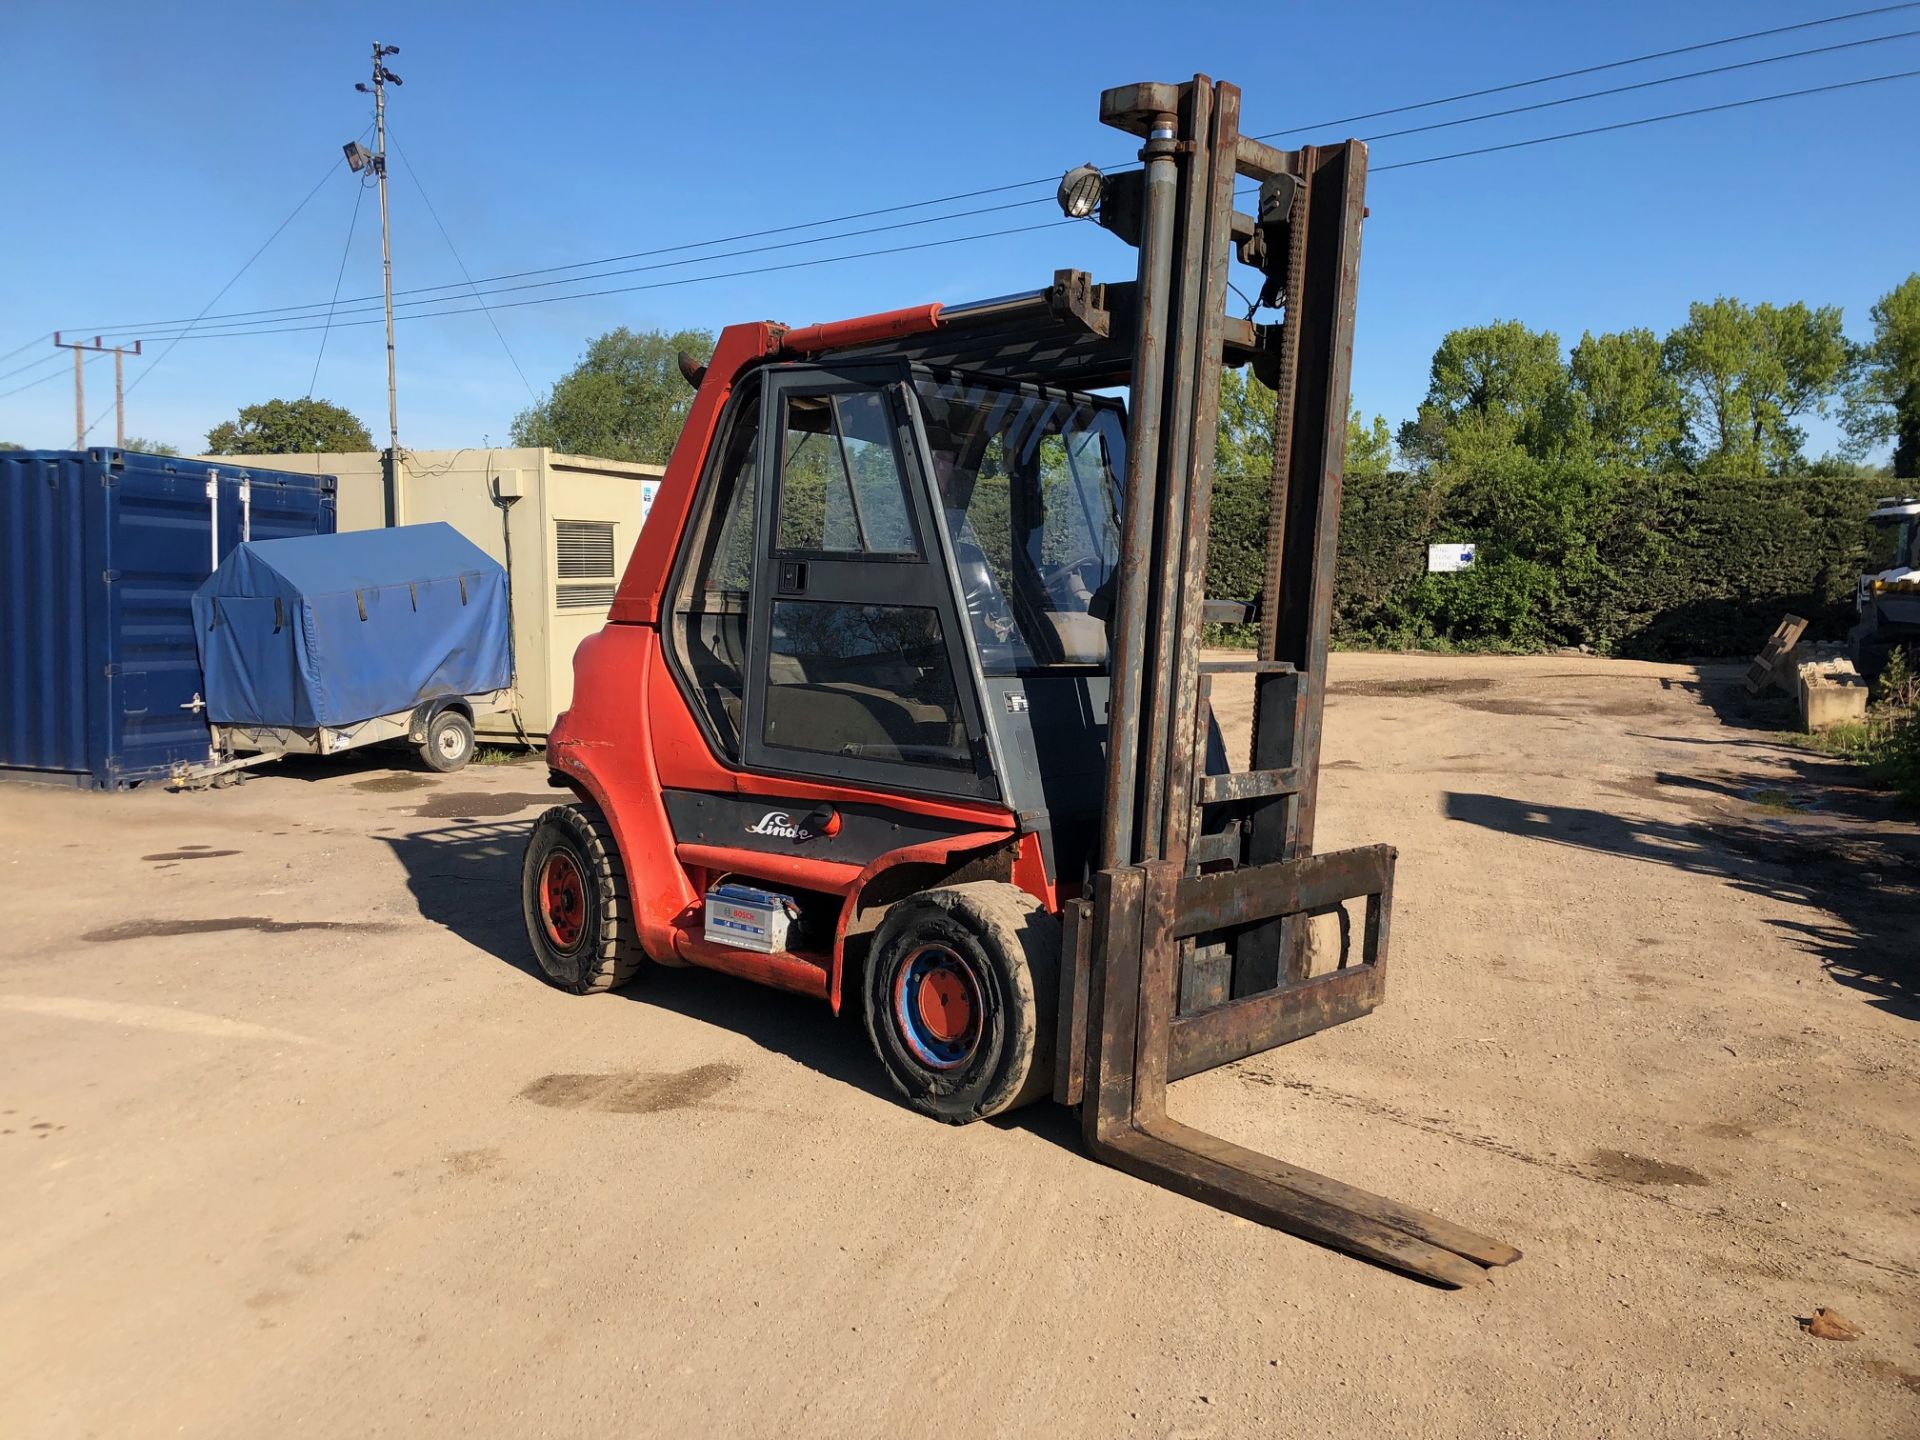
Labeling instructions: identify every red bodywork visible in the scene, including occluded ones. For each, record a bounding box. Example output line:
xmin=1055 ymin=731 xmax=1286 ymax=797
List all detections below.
xmin=548 ymin=307 xmax=1053 ymax=1012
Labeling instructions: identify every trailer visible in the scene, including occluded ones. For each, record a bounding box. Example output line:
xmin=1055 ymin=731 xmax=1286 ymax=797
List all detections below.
xmin=185 ymin=522 xmax=514 ymax=783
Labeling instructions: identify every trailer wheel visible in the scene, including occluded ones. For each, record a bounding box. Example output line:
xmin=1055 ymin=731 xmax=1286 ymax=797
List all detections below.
xmin=521 ymin=803 xmax=645 ymax=994
xmin=863 ymin=881 xmax=1059 ymax=1125
xmin=420 ymin=710 xmax=474 ymax=772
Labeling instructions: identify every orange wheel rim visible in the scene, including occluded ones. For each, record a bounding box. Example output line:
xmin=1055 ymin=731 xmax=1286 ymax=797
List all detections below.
xmin=539 ymin=850 xmax=588 ymax=952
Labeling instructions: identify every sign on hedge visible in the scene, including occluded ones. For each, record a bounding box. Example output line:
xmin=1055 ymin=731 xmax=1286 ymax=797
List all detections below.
xmin=1427 ymin=542 xmax=1477 ymax=573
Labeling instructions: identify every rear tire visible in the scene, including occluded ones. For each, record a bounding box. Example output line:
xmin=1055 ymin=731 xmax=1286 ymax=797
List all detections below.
xmin=522 ymin=803 xmax=646 ymax=994
xmin=863 ymin=881 xmax=1059 ymax=1125
xmin=421 ymin=710 xmax=474 ymax=772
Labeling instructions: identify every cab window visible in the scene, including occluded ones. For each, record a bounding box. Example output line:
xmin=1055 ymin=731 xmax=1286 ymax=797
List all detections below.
xmin=669 ymin=378 xmax=761 ymax=753
xmin=914 ymin=376 xmax=1125 ymax=673
xmin=763 ymin=601 xmax=970 ymax=768
xmin=775 ymin=390 xmax=918 ymax=557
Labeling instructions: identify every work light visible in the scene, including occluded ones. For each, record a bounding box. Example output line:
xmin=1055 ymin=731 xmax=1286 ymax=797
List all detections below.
xmin=1057 ymin=164 xmax=1105 ymax=220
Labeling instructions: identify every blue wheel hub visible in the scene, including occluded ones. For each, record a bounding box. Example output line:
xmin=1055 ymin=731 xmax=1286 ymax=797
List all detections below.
xmin=891 ymin=944 xmax=984 ymax=1071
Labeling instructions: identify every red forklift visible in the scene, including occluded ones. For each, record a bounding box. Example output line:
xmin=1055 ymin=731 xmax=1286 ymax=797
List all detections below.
xmin=522 ymin=76 xmax=1520 ymax=1286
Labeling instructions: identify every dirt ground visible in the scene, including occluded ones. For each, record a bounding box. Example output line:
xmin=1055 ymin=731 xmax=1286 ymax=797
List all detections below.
xmin=1 ymin=652 xmax=1916 ymax=1439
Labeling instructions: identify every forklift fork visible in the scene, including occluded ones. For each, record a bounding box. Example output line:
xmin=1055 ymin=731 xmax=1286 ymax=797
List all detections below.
xmin=1054 ymin=77 xmax=1520 ymax=1287
xmin=1063 ymin=857 xmax=1519 ymax=1288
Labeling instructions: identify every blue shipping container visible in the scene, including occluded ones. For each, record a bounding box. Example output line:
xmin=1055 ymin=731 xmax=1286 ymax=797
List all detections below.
xmin=1 ymin=449 xmax=337 ymax=788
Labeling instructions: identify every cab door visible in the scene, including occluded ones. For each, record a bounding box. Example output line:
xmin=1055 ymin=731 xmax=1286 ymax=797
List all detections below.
xmin=741 ymin=365 xmax=998 ymax=802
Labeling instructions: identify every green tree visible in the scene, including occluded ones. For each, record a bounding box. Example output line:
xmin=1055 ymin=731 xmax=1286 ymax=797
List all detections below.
xmin=1397 ymin=320 xmax=1582 ymax=468
xmin=1346 ymin=410 xmax=1394 ymax=477
xmin=206 ymin=397 xmax=372 ymax=454
xmin=0 ymin=440 xmax=23 ymax=451
xmin=1662 ymin=297 xmax=1848 ymax=475
xmin=1569 ymin=327 xmax=1684 ymax=470
xmin=1207 ymin=368 xmax=1395 ymax=609
xmin=120 ymin=436 xmax=179 ymax=456
xmin=1214 ymin=365 xmax=1272 ymax=477
xmin=1843 ymin=273 xmax=1920 ymax=478
xmin=1215 ymin=367 xmax=1391 ymax=477
xmin=511 ymin=326 xmax=713 ymax=463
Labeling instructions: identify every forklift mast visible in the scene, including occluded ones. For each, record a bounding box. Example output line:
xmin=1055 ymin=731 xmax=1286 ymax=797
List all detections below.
xmin=554 ymin=75 xmax=1520 ymax=1286
xmin=1056 ymin=79 xmax=1518 ymax=1287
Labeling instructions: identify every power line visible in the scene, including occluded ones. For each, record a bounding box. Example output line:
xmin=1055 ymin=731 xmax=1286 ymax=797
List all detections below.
xmin=78 ymin=151 xmax=349 ymax=441
xmin=119 ymin=19 xmax=1920 ymax=344
xmin=109 ymin=218 xmax=1078 ymax=340
xmin=0 ymin=332 xmax=52 ymax=368
xmin=131 ymin=191 xmax=1062 ymax=338
xmin=1246 ymin=0 xmax=1920 ymax=140
xmin=110 ymin=65 xmax=1920 ymax=347
xmin=71 ymin=179 xmax=1069 ymax=335
xmin=1371 ymin=64 xmax=1920 ymax=172
xmin=0 ymin=351 xmax=103 ymax=403
xmin=63 ymin=3 xmax=1919 ymax=341
xmin=1358 ymin=23 xmax=1920 ymax=145
xmin=0 ymin=349 xmax=68 ymax=386
xmin=388 ymin=133 xmax=537 ymax=401
xmin=306 ymin=171 xmax=371 ymax=397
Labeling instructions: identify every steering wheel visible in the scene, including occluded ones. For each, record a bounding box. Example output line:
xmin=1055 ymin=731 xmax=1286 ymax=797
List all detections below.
xmin=1038 ymin=553 xmax=1104 ymax=604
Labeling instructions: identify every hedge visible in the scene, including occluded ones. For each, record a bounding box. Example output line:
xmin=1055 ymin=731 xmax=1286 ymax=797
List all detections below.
xmin=1205 ymin=468 xmax=1885 ymax=658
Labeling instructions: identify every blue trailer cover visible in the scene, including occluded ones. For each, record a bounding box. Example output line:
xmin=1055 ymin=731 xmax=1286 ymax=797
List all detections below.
xmin=192 ymin=523 xmax=511 ymax=728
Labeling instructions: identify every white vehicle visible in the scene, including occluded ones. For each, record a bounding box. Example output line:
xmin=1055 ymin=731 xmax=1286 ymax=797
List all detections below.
xmin=1853 ymin=495 xmax=1920 ymax=683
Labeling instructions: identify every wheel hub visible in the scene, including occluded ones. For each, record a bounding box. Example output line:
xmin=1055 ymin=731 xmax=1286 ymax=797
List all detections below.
xmin=891 ymin=945 xmax=982 ymax=1070
xmin=538 ymin=851 xmax=587 ymax=952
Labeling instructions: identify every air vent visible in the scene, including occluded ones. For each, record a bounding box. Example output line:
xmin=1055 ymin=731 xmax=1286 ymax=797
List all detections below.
xmin=556 ymin=519 xmax=616 ymax=579
xmin=555 ymin=582 xmax=617 ymax=610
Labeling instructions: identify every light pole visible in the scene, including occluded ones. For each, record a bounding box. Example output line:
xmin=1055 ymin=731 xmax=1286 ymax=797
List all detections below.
xmin=349 ymin=41 xmax=403 ymax=523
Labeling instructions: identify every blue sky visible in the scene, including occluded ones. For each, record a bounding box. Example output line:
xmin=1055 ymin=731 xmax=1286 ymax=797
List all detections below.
xmin=2 ymin=1 xmax=1916 ymax=459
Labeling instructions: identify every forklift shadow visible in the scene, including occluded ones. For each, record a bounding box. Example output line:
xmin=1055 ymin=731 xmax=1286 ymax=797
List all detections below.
xmin=382 ymin=816 xmax=897 ymax=1102
xmin=1443 ymin=789 xmax=1919 ymax=1022
xmin=384 ymin=818 xmax=541 ymax=978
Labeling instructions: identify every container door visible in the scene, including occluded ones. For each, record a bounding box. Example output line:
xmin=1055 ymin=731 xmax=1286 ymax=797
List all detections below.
xmin=102 ymin=458 xmax=230 ymax=783
xmin=0 ymin=452 xmax=98 ymax=777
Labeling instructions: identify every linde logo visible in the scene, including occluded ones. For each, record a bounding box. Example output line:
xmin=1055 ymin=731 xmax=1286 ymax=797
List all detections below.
xmin=746 ymin=811 xmax=812 ymax=841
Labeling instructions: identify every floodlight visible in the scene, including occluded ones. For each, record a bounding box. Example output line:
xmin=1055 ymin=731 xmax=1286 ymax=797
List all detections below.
xmin=1057 ymin=163 xmax=1105 ymax=220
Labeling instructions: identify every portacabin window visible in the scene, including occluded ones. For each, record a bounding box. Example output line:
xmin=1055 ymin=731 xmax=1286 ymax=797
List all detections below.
xmin=555 ymin=519 xmax=618 ymax=609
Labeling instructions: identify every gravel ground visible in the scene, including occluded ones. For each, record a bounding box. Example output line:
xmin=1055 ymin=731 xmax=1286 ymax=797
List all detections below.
xmin=1 ymin=651 xmax=1914 ymax=1439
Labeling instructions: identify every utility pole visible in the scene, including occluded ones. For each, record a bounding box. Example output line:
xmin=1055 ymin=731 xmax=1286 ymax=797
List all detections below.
xmin=352 ymin=41 xmax=403 ymax=523
xmin=52 ymin=333 xmax=143 ymax=448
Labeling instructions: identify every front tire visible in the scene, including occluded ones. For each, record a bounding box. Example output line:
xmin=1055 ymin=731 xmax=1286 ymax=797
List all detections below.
xmin=522 ymin=803 xmax=645 ymax=994
xmin=863 ymin=881 xmax=1059 ymax=1125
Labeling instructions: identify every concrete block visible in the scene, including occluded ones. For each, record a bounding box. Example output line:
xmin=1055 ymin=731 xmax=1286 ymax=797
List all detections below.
xmin=1798 ymin=670 xmax=1870 ymax=730
xmin=1770 ymin=638 xmax=1852 ymax=695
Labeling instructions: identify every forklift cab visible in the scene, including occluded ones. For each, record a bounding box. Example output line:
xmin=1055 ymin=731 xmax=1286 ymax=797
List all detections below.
xmin=664 ymin=360 xmax=1128 ymax=886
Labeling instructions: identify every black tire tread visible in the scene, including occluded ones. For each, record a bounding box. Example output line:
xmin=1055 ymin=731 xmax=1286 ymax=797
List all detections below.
xmin=523 ymin=802 xmax=646 ymax=994
xmin=864 ymin=879 xmax=1059 ymax=1125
